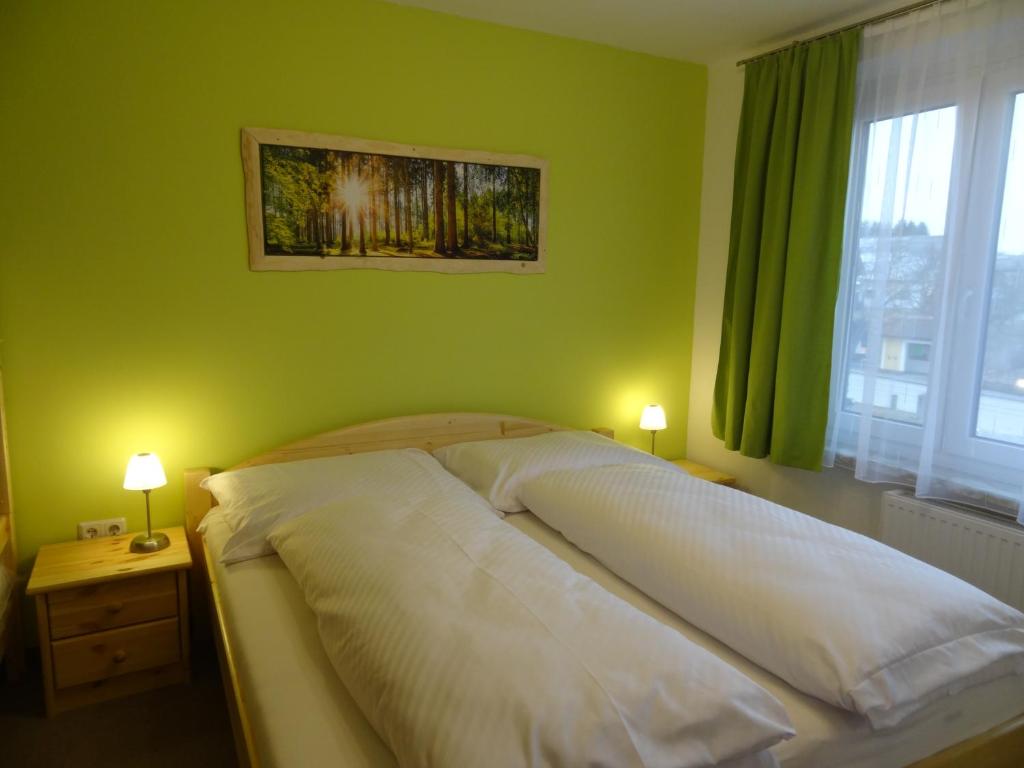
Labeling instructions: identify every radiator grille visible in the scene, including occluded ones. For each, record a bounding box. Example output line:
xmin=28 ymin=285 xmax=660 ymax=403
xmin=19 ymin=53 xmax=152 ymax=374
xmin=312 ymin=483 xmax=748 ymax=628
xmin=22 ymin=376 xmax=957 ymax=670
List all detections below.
xmin=880 ymin=490 xmax=1024 ymax=611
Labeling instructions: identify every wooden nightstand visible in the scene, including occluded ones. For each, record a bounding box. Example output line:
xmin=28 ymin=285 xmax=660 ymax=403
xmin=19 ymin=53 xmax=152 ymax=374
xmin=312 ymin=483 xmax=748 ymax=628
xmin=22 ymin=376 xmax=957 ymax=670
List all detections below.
xmin=26 ymin=526 xmax=191 ymax=715
xmin=670 ymin=459 xmax=737 ymax=487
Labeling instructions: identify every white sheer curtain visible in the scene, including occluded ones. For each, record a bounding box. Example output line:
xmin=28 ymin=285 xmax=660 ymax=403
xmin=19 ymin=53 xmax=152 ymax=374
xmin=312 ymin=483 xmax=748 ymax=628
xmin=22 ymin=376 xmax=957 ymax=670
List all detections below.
xmin=825 ymin=0 xmax=1024 ymax=520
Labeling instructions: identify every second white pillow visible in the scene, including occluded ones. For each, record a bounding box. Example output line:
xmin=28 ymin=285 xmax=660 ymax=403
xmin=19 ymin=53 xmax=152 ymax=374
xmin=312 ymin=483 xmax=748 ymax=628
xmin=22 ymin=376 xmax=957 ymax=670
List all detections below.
xmin=433 ymin=430 xmax=671 ymax=514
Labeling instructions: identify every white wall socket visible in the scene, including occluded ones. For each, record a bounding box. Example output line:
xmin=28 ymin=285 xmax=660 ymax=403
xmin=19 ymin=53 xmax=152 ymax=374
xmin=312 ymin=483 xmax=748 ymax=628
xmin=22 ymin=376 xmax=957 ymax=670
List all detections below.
xmin=77 ymin=517 xmax=129 ymax=540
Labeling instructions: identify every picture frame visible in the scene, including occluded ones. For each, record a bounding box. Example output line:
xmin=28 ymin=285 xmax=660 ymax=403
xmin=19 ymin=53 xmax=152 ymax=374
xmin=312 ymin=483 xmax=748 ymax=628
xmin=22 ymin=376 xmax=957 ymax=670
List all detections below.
xmin=241 ymin=127 xmax=547 ymax=274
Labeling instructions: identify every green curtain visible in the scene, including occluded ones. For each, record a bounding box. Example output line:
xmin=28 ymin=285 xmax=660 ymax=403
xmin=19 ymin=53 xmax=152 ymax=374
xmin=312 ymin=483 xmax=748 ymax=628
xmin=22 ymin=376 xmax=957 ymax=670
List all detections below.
xmin=712 ymin=29 xmax=861 ymax=470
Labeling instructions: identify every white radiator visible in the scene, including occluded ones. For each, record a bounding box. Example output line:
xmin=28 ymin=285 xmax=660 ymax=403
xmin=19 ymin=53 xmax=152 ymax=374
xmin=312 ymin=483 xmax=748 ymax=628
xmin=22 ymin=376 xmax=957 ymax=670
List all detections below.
xmin=881 ymin=490 xmax=1024 ymax=611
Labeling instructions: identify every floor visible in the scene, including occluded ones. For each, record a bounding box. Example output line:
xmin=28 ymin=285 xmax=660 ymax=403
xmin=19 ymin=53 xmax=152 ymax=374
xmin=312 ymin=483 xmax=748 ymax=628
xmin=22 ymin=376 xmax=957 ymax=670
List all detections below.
xmin=0 ymin=637 xmax=237 ymax=767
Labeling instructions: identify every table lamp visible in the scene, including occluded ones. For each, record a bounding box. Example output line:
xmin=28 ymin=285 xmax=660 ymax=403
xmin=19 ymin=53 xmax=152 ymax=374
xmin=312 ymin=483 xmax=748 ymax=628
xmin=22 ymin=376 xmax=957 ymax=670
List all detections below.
xmin=123 ymin=452 xmax=169 ymax=553
xmin=639 ymin=404 xmax=667 ymax=455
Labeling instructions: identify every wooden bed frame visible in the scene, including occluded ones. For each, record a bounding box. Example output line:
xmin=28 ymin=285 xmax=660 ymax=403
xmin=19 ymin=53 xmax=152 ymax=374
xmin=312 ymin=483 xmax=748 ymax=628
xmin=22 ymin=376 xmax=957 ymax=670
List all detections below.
xmin=182 ymin=412 xmax=1024 ymax=768
xmin=0 ymin=369 xmax=24 ymax=682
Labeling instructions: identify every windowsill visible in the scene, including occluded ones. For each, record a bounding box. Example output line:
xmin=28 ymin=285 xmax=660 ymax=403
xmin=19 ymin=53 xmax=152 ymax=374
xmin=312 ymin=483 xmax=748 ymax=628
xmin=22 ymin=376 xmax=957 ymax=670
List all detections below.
xmin=830 ymin=452 xmax=1019 ymax=521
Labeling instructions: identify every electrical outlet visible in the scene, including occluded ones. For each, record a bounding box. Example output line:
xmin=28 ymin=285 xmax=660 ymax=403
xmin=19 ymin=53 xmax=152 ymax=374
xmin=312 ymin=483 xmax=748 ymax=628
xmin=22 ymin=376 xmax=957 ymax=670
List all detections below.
xmin=77 ymin=517 xmax=129 ymax=540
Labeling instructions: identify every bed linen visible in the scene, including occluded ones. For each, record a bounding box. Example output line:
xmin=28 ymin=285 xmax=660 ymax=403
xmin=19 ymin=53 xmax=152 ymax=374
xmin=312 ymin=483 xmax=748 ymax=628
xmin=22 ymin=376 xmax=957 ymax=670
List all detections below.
xmin=519 ymin=463 xmax=1024 ymax=729
xmin=201 ymin=448 xmax=453 ymax=563
xmin=202 ymin=509 xmax=1024 ymax=768
xmin=266 ymin=475 xmax=794 ymax=768
xmin=204 ymin=507 xmax=394 ymax=768
xmin=433 ymin=429 xmax=671 ymax=514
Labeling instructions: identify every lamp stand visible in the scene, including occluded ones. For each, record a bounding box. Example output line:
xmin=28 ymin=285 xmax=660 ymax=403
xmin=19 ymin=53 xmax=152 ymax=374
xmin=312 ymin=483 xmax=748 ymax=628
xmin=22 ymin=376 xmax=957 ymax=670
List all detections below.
xmin=130 ymin=488 xmax=170 ymax=553
xmin=650 ymin=430 xmax=657 ymax=455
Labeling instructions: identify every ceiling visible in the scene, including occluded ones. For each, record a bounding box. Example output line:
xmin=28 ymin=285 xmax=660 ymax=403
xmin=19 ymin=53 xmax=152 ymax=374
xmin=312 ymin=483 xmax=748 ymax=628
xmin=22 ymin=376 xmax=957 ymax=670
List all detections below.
xmin=385 ymin=0 xmax=891 ymax=63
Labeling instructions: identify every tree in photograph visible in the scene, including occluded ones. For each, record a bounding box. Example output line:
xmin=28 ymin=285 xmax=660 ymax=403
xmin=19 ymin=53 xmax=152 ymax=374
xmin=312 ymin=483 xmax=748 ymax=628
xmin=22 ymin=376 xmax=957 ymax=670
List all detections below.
xmin=261 ymin=148 xmax=303 ymax=252
xmin=508 ymin=167 xmax=538 ymax=247
xmin=320 ymin=157 xmax=334 ymax=247
xmin=469 ymin=190 xmax=492 ymax=243
xmin=368 ymin=155 xmax=378 ymax=252
xmin=403 ymin=158 xmax=414 ymax=253
xmin=433 ymin=159 xmax=446 ymax=254
xmin=392 ymin=157 xmax=402 ymax=249
xmin=339 ymin=155 xmax=350 ymax=253
xmin=490 ymin=166 xmax=498 ymax=243
xmin=382 ymin=164 xmax=391 ymax=246
xmin=276 ymin=149 xmax=330 ymax=252
xmin=310 ymin=151 xmax=331 ymax=250
xmin=420 ymin=161 xmax=431 ymax=241
xmin=446 ymin=162 xmax=458 ymax=254
xmin=320 ymin=169 xmax=330 ymax=247
xmin=354 ymin=156 xmax=366 ymax=256
xmin=462 ymin=163 xmax=471 ymax=248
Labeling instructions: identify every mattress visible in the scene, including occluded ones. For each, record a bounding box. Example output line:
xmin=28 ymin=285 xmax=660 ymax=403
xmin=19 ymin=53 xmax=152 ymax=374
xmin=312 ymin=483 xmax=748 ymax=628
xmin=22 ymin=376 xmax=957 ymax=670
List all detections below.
xmin=203 ymin=508 xmax=1024 ymax=768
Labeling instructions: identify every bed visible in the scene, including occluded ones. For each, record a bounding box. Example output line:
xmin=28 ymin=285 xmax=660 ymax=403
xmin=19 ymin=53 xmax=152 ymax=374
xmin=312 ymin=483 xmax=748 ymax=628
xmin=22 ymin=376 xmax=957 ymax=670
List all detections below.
xmin=183 ymin=413 xmax=1024 ymax=768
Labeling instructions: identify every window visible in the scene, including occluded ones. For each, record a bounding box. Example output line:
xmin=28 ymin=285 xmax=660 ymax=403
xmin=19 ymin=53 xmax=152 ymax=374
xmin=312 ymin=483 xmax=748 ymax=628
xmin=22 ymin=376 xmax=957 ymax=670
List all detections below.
xmin=827 ymin=9 xmax=1024 ymax=516
xmin=906 ymin=343 xmax=930 ymax=362
xmin=839 ymin=106 xmax=955 ymax=428
xmin=975 ymin=93 xmax=1024 ymax=447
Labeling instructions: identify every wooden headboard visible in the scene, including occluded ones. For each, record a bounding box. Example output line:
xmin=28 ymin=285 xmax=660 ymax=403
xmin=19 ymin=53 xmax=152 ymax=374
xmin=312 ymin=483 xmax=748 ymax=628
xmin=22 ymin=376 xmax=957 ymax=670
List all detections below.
xmin=183 ymin=412 xmax=609 ymax=567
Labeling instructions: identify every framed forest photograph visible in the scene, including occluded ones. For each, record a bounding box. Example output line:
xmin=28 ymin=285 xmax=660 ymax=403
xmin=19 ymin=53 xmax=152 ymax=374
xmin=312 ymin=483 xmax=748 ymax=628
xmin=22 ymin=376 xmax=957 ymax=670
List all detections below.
xmin=241 ymin=128 xmax=547 ymax=273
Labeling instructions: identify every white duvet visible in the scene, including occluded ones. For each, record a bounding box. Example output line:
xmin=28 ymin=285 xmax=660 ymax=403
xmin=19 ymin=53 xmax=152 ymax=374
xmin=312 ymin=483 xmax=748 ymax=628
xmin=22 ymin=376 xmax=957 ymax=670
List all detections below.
xmin=520 ymin=463 xmax=1024 ymax=730
xmin=268 ymin=455 xmax=794 ymax=768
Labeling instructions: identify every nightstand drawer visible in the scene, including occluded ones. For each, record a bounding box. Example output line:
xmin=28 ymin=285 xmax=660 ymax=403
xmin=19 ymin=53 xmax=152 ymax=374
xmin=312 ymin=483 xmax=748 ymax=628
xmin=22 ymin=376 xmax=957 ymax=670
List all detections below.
xmin=47 ymin=572 xmax=178 ymax=640
xmin=52 ymin=617 xmax=181 ymax=689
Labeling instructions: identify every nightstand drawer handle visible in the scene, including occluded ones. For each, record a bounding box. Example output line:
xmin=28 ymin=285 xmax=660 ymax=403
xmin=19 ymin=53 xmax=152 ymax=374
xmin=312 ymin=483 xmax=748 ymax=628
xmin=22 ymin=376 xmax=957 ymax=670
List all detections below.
xmin=106 ymin=602 xmax=124 ymax=614
xmin=112 ymin=650 xmax=128 ymax=664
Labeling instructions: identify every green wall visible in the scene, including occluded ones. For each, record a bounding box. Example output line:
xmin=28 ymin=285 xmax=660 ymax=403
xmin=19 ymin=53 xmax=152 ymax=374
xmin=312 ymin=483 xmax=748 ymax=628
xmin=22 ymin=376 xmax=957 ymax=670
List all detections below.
xmin=0 ymin=0 xmax=706 ymax=570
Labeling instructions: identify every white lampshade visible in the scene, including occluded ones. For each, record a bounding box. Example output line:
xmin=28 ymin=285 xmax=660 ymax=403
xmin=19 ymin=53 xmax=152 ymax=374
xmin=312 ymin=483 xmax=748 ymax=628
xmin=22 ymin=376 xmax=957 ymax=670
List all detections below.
xmin=639 ymin=404 xmax=667 ymax=431
xmin=123 ymin=453 xmax=167 ymax=491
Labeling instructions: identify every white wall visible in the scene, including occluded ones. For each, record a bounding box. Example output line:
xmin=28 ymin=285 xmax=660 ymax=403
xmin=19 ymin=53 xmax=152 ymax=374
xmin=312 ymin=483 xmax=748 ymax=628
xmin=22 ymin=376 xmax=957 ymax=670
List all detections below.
xmin=686 ymin=58 xmax=903 ymax=539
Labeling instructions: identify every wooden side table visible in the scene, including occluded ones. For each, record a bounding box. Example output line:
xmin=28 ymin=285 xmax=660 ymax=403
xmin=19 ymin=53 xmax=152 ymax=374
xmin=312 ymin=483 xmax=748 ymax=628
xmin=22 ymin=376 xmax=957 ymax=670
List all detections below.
xmin=670 ymin=459 xmax=737 ymax=487
xmin=26 ymin=526 xmax=192 ymax=715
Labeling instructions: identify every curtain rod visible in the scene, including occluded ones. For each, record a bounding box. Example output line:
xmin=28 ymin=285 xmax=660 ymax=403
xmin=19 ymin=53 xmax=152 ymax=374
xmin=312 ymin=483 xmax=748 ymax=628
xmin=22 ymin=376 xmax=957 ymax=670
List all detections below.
xmin=736 ymin=0 xmax=947 ymax=67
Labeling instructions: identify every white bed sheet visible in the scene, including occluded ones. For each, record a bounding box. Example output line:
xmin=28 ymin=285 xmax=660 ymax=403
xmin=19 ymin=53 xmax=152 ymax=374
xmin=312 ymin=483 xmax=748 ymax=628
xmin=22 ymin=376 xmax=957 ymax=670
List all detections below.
xmin=203 ymin=509 xmax=1024 ymax=768
xmin=204 ymin=510 xmax=395 ymax=768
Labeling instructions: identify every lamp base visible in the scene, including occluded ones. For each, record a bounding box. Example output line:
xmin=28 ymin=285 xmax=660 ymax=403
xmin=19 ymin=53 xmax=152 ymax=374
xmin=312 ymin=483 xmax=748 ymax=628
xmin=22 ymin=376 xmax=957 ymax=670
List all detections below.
xmin=130 ymin=531 xmax=170 ymax=553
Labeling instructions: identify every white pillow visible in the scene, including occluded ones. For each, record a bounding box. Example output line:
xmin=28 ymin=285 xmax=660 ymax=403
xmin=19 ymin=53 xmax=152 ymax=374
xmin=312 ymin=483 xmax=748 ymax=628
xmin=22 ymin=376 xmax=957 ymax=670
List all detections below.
xmin=201 ymin=448 xmax=453 ymax=563
xmin=432 ymin=430 xmax=672 ymax=514
xmin=195 ymin=505 xmax=232 ymax=533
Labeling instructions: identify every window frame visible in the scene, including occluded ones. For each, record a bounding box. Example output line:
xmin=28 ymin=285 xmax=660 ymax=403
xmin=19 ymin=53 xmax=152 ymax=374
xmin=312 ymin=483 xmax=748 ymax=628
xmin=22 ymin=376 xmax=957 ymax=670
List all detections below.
xmin=831 ymin=63 xmax=1024 ymax=504
xmin=945 ymin=72 xmax=1024 ymax=468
